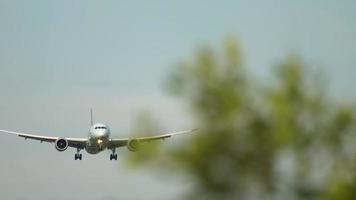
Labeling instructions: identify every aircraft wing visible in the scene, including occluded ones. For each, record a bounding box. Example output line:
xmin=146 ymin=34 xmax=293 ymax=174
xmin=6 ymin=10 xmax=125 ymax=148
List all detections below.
xmin=107 ymin=128 xmax=198 ymax=149
xmin=0 ymin=129 xmax=88 ymax=149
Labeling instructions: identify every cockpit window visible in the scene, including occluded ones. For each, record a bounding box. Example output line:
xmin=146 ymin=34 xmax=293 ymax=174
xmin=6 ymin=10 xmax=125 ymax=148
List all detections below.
xmin=95 ymin=126 xmax=106 ymax=130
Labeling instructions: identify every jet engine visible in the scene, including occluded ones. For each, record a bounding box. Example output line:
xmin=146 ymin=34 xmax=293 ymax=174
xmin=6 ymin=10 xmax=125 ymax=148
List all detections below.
xmin=55 ymin=138 xmax=68 ymax=151
xmin=127 ymin=139 xmax=140 ymax=152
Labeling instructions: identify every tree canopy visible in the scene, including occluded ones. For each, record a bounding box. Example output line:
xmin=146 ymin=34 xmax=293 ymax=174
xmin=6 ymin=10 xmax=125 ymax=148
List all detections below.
xmin=129 ymin=38 xmax=356 ymax=200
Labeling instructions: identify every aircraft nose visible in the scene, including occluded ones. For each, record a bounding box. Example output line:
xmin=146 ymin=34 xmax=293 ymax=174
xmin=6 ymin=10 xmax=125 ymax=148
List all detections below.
xmin=95 ymin=129 xmax=109 ymax=137
xmin=97 ymin=130 xmax=106 ymax=136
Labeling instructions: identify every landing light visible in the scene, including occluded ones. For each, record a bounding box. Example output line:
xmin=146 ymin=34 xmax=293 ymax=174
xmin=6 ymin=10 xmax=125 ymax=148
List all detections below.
xmin=97 ymin=139 xmax=103 ymax=144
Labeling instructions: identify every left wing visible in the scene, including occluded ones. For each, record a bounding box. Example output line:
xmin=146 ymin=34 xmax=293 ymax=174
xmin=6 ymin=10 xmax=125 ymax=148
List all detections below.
xmin=107 ymin=128 xmax=198 ymax=149
xmin=0 ymin=129 xmax=87 ymax=149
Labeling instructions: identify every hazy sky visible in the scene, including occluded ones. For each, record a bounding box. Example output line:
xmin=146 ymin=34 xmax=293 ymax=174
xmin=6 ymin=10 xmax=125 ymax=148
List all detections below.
xmin=0 ymin=1 xmax=355 ymax=200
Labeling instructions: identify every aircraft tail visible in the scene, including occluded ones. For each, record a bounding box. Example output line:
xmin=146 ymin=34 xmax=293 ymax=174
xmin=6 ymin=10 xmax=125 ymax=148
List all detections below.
xmin=90 ymin=108 xmax=93 ymax=126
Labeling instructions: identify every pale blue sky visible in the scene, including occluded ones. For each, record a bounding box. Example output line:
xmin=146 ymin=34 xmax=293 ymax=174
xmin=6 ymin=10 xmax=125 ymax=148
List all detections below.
xmin=0 ymin=0 xmax=355 ymax=98
xmin=0 ymin=1 xmax=355 ymax=200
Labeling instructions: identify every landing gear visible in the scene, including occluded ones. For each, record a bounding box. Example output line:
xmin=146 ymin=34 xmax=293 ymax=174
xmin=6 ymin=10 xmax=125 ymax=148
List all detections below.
xmin=110 ymin=154 xmax=117 ymax=160
xmin=75 ymin=148 xmax=82 ymax=160
xmin=110 ymin=148 xmax=117 ymax=160
xmin=75 ymin=154 xmax=82 ymax=160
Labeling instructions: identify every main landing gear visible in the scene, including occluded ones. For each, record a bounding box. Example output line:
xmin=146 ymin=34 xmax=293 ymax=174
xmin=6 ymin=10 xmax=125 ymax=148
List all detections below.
xmin=110 ymin=148 xmax=117 ymax=160
xmin=75 ymin=148 xmax=82 ymax=160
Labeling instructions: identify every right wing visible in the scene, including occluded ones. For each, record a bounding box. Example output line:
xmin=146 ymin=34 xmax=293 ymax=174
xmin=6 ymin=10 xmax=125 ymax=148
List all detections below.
xmin=107 ymin=128 xmax=198 ymax=149
xmin=0 ymin=129 xmax=87 ymax=149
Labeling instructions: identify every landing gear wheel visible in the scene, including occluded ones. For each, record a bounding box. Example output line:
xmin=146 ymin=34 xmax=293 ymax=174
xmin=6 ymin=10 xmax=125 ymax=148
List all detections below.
xmin=75 ymin=153 xmax=82 ymax=160
xmin=110 ymin=154 xmax=117 ymax=160
xmin=75 ymin=148 xmax=82 ymax=160
xmin=110 ymin=148 xmax=117 ymax=160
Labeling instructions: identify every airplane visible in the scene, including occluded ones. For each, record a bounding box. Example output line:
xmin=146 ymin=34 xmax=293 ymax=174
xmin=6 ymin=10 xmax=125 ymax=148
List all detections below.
xmin=0 ymin=109 xmax=197 ymax=160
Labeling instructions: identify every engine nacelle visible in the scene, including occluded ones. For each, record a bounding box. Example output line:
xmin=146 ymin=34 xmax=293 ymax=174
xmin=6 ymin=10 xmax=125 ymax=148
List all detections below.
xmin=127 ymin=139 xmax=140 ymax=152
xmin=55 ymin=138 xmax=68 ymax=152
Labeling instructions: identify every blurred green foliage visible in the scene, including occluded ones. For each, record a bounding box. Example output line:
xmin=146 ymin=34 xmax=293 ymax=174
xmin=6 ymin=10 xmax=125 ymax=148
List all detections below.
xmin=129 ymin=38 xmax=356 ymax=200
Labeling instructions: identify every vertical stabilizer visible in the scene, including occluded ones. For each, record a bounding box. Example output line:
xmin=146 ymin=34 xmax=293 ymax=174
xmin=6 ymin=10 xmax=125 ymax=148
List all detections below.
xmin=90 ymin=108 xmax=93 ymax=126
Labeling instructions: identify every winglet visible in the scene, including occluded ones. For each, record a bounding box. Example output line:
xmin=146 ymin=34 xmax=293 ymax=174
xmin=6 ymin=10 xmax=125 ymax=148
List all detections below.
xmin=191 ymin=128 xmax=200 ymax=132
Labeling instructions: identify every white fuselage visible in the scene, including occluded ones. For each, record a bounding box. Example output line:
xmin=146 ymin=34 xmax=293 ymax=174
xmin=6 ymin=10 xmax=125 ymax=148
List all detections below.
xmin=85 ymin=123 xmax=110 ymax=154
